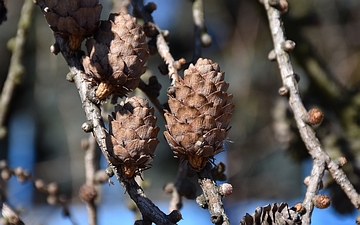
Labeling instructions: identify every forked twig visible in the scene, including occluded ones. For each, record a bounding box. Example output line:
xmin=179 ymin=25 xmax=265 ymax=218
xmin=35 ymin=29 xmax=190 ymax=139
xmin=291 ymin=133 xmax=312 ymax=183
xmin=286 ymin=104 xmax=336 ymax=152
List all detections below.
xmin=262 ymin=0 xmax=360 ymax=224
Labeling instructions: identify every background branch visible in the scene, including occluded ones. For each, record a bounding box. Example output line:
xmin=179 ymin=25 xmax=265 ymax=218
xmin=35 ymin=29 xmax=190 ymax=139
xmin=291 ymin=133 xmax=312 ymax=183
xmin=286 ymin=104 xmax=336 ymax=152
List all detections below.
xmin=192 ymin=0 xmax=204 ymax=62
xmin=79 ymin=135 xmax=99 ymax=225
xmin=0 ymin=0 xmax=34 ymax=138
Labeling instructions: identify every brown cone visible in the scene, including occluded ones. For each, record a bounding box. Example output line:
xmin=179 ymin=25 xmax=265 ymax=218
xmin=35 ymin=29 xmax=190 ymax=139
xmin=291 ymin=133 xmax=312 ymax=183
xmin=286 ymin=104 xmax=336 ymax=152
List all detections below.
xmin=106 ymin=96 xmax=159 ymax=178
xmin=36 ymin=0 xmax=102 ymax=50
xmin=82 ymin=13 xmax=149 ymax=101
xmin=164 ymin=58 xmax=234 ymax=170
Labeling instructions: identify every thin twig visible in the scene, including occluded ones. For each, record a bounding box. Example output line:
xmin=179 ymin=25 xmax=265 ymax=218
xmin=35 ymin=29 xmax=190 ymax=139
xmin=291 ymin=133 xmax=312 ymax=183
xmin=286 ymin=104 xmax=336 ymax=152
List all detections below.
xmin=82 ymin=135 xmax=98 ymax=225
xmin=138 ymin=79 xmax=164 ymax=117
xmin=0 ymin=0 xmax=34 ymax=138
xmin=262 ymin=0 xmax=360 ymax=224
xmin=131 ymin=0 xmax=179 ymax=86
xmin=198 ymin=164 xmax=230 ymax=225
xmin=192 ymin=0 xmax=204 ymax=62
xmin=166 ymin=161 xmax=188 ymax=213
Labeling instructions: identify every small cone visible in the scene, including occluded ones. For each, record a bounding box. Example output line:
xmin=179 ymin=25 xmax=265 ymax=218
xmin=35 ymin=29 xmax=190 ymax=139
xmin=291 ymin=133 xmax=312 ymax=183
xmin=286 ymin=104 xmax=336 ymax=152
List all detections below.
xmin=164 ymin=58 xmax=234 ymax=170
xmin=106 ymin=97 xmax=159 ymax=178
xmin=82 ymin=13 xmax=149 ymax=101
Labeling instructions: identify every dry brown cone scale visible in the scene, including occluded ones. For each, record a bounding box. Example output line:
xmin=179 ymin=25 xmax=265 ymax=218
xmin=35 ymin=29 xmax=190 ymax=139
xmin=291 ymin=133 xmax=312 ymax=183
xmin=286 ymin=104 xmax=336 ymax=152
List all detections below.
xmin=164 ymin=58 xmax=234 ymax=170
xmin=82 ymin=13 xmax=149 ymax=102
xmin=106 ymin=97 xmax=160 ymax=178
xmin=36 ymin=0 xmax=103 ymax=50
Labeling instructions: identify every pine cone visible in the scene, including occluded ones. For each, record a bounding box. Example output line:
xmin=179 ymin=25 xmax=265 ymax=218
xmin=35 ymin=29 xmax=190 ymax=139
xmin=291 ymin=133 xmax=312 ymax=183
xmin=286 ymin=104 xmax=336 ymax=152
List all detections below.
xmin=36 ymin=0 xmax=102 ymax=50
xmin=240 ymin=203 xmax=301 ymax=225
xmin=82 ymin=13 xmax=149 ymax=101
xmin=164 ymin=58 xmax=234 ymax=170
xmin=106 ymin=96 xmax=159 ymax=178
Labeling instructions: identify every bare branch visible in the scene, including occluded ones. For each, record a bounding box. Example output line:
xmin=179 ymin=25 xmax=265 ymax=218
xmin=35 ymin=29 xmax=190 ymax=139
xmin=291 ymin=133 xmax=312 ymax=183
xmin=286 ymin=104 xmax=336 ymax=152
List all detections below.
xmin=131 ymin=0 xmax=179 ymax=86
xmin=262 ymin=0 xmax=360 ymax=224
xmin=80 ymin=135 xmax=99 ymax=225
xmin=0 ymin=0 xmax=34 ymax=138
xmin=197 ymin=164 xmax=230 ymax=225
xmin=192 ymin=0 xmax=204 ymax=62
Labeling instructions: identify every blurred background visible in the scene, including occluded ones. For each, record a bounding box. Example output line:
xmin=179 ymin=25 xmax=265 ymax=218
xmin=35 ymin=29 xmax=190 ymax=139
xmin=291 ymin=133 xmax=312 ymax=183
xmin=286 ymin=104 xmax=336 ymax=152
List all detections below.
xmin=0 ymin=0 xmax=360 ymax=224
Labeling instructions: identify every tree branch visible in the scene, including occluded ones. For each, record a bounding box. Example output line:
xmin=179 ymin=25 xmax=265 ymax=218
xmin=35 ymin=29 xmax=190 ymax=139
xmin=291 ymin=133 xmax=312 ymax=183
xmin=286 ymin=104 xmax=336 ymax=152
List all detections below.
xmin=198 ymin=164 xmax=230 ymax=225
xmin=0 ymin=0 xmax=34 ymax=138
xmin=192 ymin=0 xmax=204 ymax=62
xmin=262 ymin=0 xmax=360 ymax=224
xmin=131 ymin=0 xmax=179 ymax=86
xmin=80 ymin=135 xmax=99 ymax=225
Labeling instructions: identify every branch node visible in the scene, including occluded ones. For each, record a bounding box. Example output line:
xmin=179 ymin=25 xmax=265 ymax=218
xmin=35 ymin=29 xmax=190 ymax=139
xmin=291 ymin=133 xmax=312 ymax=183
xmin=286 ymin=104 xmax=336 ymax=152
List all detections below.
xmin=278 ymin=86 xmax=289 ymax=96
xmin=161 ymin=29 xmax=170 ymax=38
xmin=143 ymin=22 xmax=158 ymax=38
xmin=196 ymin=194 xmax=208 ymax=209
xmin=210 ymin=213 xmax=223 ymax=225
xmin=79 ymin=184 xmax=98 ymax=203
xmin=34 ymin=179 xmax=46 ymax=191
xmin=269 ymin=0 xmax=288 ymax=13
xmin=50 ymin=43 xmax=60 ymax=55
xmin=14 ymin=167 xmax=30 ymax=183
xmin=201 ymin=32 xmax=212 ymax=47
xmin=66 ymin=72 xmax=76 ymax=82
xmin=81 ymin=120 xmax=94 ymax=133
xmin=144 ymin=2 xmax=157 ymax=14
xmin=211 ymin=162 xmax=227 ymax=181
xmin=167 ymin=86 xmax=176 ymax=96
xmin=105 ymin=166 xmax=114 ymax=178
xmin=173 ymin=58 xmax=187 ymax=70
xmin=268 ymin=49 xmax=277 ymax=61
xmin=219 ymin=183 xmax=233 ymax=197
xmin=282 ymin=40 xmax=296 ymax=51
xmin=301 ymin=108 xmax=324 ymax=126
xmin=292 ymin=202 xmax=306 ymax=215
xmin=47 ymin=182 xmax=58 ymax=195
xmin=313 ymin=194 xmax=331 ymax=209
xmin=334 ymin=156 xmax=347 ymax=168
